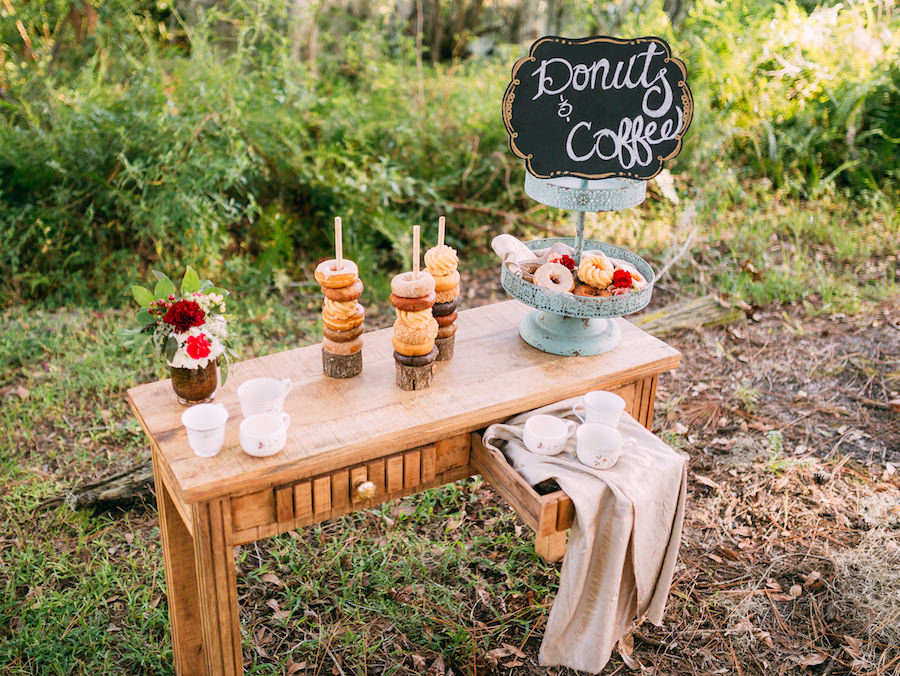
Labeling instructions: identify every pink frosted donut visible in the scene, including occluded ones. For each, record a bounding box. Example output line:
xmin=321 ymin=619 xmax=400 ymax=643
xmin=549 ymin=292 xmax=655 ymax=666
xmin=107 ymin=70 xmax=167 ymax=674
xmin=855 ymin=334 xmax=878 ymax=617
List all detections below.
xmin=533 ymin=262 xmax=575 ymax=293
xmin=390 ymin=271 xmax=436 ymax=298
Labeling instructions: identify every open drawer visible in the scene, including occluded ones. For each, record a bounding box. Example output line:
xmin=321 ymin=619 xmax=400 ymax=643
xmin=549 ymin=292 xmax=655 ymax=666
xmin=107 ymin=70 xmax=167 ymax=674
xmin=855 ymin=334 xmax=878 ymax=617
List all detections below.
xmin=471 ymin=376 xmax=658 ymax=562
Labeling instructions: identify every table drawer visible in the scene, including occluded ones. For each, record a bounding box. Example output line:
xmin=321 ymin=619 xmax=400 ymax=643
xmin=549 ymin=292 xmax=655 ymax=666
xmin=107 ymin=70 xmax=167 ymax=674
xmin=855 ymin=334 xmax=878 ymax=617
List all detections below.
xmin=229 ymin=434 xmax=472 ymax=544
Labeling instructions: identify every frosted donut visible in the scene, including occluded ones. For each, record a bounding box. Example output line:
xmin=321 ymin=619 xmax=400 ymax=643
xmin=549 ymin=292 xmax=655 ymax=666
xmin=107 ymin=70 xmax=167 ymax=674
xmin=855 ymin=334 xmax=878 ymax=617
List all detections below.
xmin=389 ymin=291 xmax=436 ymax=312
xmin=393 ymin=348 xmax=438 ymax=367
xmin=434 ymin=311 xmax=457 ymax=327
xmin=322 ymin=279 xmax=363 ymax=302
xmin=315 ymin=259 xmax=359 ymax=289
xmin=322 ymin=309 xmax=364 ymax=331
xmin=611 ymin=262 xmax=648 ymax=290
xmin=577 ymin=253 xmax=614 ymax=290
xmin=393 ymin=317 xmax=438 ymax=345
xmin=436 ymin=323 xmax=457 ymax=339
xmin=432 ymin=299 xmax=458 ymax=317
xmin=392 ymin=335 xmax=436 ymax=356
xmin=434 ymin=286 xmax=460 ymax=304
xmin=322 ymin=336 xmax=363 ymax=355
xmin=323 ymin=323 xmax=364 ymax=343
xmin=323 ymin=299 xmax=363 ymax=321
xmin=433 ymin=270 xmax=460 ymax=293
xmin=390 ymin=271 xmax=435 ymax=298
xmin=424 ymin=245 xmax=458 ymax=277
xmin=573 ymin=283 xmax=603 ymax=297
xmin=534 ymin=262 xmax=575 ymax=293
xmin=395 ymin=309 xmax=436 ymax=331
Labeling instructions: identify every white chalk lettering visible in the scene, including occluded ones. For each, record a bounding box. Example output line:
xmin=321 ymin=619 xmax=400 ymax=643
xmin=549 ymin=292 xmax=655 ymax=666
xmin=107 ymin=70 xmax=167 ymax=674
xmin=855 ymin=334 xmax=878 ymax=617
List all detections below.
xmin=565 ymin=108 xmax=684 ymax=167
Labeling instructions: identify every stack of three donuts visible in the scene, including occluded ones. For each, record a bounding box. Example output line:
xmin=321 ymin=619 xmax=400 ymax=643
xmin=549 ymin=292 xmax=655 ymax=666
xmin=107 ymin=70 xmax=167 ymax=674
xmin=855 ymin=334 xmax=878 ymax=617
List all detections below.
xmin=315 ymin=259 xmax=365 ymax=378
xmin=390 ymin=271 xmax=439 ymax=390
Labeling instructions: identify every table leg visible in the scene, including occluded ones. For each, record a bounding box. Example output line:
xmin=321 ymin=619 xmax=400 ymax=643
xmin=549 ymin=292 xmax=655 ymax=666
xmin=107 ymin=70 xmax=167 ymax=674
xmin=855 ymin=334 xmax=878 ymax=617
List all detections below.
xmin=191 ymin=498 xmax=243 ymax=675
xmin=534 ymin=530 xmax=568 ymax=563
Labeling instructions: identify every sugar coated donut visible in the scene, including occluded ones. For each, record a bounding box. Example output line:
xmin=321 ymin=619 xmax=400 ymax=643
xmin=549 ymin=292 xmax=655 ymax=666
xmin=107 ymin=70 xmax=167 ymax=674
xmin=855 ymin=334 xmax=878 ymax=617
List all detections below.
xmin=322 ymin=336 xmax=363 ymax=355
xmin=577 ymin=253 xmax=614 ymax=290
xmin=322 ymin=279 xmax=363 ymax=302
xmin=434 ymin=286 xmax=460 ymax=304
xmin=315 ymin=259 xmax=359 ymax=289
xmin=436 ymin=323 xmax=457 ymax=339
xmin=390 ymin=271 xmax=435 ymax=298
xmin=573 ymin=283 xmax=603 ymax=297
xmin=395 ymin=309 xmax=436 ymax=331
xmin=434 ymin=311 xmax=457 ymax=327
xmin=322 ymin=309 xmax=364 ymax=332
xmin=432 ymin=299 xmax=458 ymax=317
xmin=392 ymin=335 xmax=436 ymax=356
xmin=393 ymin=348 xmax=438 ymax=367
xmin=433 ymin=270 xmax=460 ymax=293
xmin=424 ymin=245 xmax=458 ymax=277
xmin=534 ymin=262 xmax=575 ymax=293
xmin=393 ymin=318 xmax=438 ymax=345
xmin=323 ymin=323 xmax=364 ymax=343
xmin=323 ymin=299 xmax=363 ymax=321
xmin=389 ymin=291 xmax=435 ymax=312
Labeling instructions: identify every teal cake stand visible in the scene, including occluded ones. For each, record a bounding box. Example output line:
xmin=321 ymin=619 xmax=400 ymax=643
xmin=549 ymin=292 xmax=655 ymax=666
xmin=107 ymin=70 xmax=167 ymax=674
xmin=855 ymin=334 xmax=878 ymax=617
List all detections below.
xmin=503 ymin=176 xmax=655 ymax=357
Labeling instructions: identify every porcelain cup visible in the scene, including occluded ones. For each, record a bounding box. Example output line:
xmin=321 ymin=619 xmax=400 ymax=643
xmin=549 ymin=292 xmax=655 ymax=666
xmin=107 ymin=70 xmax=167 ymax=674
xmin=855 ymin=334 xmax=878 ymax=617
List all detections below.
xmin=576 ymin=423 xmax=636 ymax=470
xmin=237 ymin=377 xmax=293 ymax=417
xmin=181 ymin=403 xmax=229 ymax=457
xmin=522 ymin=414 xmax=577 ymax=455
xmin=240 ymin=412 xmax=290 ymax=457
xmin=572 ymin=391 xmax=627 ymax=427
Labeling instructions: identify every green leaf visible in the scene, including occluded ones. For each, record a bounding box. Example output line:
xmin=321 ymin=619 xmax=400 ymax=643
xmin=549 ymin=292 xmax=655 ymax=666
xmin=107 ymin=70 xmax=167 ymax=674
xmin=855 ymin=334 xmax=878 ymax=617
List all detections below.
xmin=154 ymin=277 xmax=177 ymax=300
xmin=151 ymin=270 xmax=169 ymax=282
xmin=181 ymin=266 xmax=200 ymax=295
xmin=164 ymin=336 xmax=178 ymax=362
xmin=136 ymin=309 xmax=156 ymax=326
xmin=219 ymin=359 xmax=229 ymax=385
xmin=131 ymin=285 xmax=155 ymax=307
xmin=198 ymin=279 xmax=214 ymax=291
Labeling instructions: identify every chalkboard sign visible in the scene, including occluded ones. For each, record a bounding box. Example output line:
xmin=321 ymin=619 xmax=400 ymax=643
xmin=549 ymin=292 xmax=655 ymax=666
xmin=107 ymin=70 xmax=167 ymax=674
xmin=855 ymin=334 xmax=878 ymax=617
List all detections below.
xmin=502 ymin=35 xmax=693 ymax=181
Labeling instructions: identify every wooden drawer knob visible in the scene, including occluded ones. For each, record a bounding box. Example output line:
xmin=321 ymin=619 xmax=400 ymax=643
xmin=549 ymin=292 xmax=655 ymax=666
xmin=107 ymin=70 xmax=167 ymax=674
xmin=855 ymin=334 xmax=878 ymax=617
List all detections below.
xmin=354 ymin=480 xmax=376 ymax=500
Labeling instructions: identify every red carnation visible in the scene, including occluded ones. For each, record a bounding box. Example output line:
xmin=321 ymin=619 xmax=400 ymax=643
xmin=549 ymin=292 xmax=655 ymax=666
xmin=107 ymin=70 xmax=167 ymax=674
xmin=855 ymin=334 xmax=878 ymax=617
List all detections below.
xmin=612 ymin=268 xmax=634 ymax=289
xmin=559 ymin=254 xmax=575 ymax=271
xmin=162 ymin=300 xmax=205 ymax=333
xmin=185 ymin=333 xmax=212 ymax=359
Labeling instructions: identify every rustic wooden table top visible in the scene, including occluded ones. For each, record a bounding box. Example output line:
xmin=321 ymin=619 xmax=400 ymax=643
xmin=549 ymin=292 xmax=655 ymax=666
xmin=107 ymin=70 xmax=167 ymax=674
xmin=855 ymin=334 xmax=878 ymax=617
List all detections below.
xmin=127 ymin=300 xmax=680 ymax=506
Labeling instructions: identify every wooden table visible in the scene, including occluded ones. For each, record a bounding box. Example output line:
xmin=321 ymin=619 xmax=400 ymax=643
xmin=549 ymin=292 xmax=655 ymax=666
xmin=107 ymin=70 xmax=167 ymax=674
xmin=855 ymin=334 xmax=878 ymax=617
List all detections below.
xmin=127 ymin=300 xmax=679 ymax=675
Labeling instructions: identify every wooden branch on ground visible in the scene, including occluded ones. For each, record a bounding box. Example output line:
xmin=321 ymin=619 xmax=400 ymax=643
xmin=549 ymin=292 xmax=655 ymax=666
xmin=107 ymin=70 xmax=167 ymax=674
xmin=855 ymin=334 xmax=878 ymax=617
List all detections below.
xmin=634 ymin=294 xmax=744 ymax=337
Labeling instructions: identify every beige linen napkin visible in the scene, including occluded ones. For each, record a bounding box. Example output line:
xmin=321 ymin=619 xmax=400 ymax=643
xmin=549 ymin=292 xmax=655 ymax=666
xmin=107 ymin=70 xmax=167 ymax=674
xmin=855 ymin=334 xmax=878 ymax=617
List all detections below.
xmin=483 ymin=395 xmax=686 ymax=673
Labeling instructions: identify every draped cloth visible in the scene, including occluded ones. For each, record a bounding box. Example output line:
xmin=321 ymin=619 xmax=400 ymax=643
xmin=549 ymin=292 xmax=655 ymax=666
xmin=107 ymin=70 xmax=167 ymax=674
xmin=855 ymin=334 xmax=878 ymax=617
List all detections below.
xmin=483 ymin=396 xmax=686 ymax=673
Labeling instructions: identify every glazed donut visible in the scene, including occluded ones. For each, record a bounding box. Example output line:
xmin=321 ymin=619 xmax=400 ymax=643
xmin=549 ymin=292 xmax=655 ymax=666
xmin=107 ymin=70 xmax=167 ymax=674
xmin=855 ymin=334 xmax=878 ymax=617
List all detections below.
xmin=390 ymin=271 xmax=435 ymax=298
xmin=315 ymin=259 xmax=359 ymax=289
xmin=436 ymin=323 xmax=458 ymax=339
xmin=434 ymin=286 xmax=460 ymax=304
xmin=389 ymin=291 xmax=435 ymax=312
xmin=434 ymin=311 xmax=458 ymax=327
xmin=393 ymin=348 xmax=438 ymax=367
xmin=393 ymin=317 xmax=438 ymax=345
xmin=392 ymin=335 xmax=436 ymax=356
xmin=322 ymin=309 xmax=365 ymax=332
xmin=432 ymin=299 xmax=458 ymax=317
xmin=323 ymin=323 xmax=364 ymax=343
xmin=322 ymin=336 xmax=363 ymax=355
xmin=424 ymin=245 xmax=458 ymax=277
xmin=577 ymin=253 xmax=614 ymax=290
xmin=323 ymin=298 xmax=363 ymax=321
xmin=395 ymin=309 xmax=435 ymax=331
xmin=534 ymin=262 xmax=575 ymax=293
xmin=573 ymin=283 xmax=603 ymax=297
xmin=322 ymin=279 xmax=363 ymax=302
xmin=433 ymin=270 xmax=461 ymax=293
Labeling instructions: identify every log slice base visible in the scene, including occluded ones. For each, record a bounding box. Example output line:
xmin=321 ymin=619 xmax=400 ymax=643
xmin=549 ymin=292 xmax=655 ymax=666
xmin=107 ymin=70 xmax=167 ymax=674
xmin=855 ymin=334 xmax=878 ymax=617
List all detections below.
xmin=322 ymin=348 xmax=362 ymax=378
xmin=395 ymin=361 xmax=434 ymax=390
xmin=435 ymin=336 xmax=455 ymax=361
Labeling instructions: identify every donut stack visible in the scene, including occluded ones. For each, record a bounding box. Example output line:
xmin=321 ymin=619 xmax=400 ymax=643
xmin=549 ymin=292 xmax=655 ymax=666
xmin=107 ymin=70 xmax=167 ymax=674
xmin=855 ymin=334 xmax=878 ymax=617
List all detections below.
xmin=315 ymin=258 xmax=365 ymax=378
xmin=390 ymin=269 xmax=439 ymax=390
xmin=424 ymin=232 xmax=459 ymax=361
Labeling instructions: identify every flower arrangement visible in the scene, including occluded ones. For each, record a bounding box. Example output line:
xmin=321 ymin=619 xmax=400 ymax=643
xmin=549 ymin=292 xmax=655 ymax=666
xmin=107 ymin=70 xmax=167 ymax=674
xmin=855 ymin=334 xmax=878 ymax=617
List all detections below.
xmin=126 ymin=267 xmax=234 ymax=383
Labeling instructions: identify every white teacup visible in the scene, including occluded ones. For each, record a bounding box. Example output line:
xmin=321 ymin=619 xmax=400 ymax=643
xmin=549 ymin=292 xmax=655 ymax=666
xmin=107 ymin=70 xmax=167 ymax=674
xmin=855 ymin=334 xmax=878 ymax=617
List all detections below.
xmin=240 ymin=412 xmax=291 ymax=457
xmin=181 ymin=403 xmax=229 ymax=458
xmin=522 ymin=414 xmax=577 ymax=455
xmin=576 ymin=423 xmax=636 ymax=470
xmin=573 ymin=391 xmax=627 ymax=427
xmin=237 ymin=377 xmax=293 ymax=417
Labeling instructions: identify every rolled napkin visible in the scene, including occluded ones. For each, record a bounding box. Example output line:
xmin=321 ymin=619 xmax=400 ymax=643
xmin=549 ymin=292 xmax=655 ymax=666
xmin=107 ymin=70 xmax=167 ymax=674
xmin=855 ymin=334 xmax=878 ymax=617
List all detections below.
xmin=491 ymin=234 xmax=575 ymax=278
xmin=483 ymin=396 xmax=686 ymax=674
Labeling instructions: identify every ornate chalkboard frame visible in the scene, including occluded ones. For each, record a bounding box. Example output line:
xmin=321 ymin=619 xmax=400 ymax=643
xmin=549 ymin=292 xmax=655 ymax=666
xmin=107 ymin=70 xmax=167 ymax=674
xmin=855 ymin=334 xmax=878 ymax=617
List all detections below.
xmin=502 ymin=35 xmax=693 ymax=181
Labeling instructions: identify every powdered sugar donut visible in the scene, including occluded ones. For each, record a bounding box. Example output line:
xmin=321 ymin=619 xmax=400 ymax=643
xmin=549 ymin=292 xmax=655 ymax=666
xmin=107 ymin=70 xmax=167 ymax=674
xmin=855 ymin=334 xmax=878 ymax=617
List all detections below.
xmin=390 ymin=271 xmax=435 ymax=298
xmin=315 ymin=259 xmax=359 ymax=289
xmin=533 ymin=262 xmax=575 ymax=293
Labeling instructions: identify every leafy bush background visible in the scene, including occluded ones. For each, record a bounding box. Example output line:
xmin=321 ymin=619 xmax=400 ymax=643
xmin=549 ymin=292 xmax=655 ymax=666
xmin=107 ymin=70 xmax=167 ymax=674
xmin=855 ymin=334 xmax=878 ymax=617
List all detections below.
xmin=0 ymin=0 xmax=897 ymax=306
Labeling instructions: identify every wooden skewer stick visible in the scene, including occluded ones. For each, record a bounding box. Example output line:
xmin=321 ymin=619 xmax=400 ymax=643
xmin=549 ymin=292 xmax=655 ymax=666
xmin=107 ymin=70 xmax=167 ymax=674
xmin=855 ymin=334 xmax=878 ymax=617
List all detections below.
xmin=412 ymin=225 xmax=420 ymax=279
xmin=438 ymin=215 xmax=445 ymax=248
xmin=335 ymin=216 xmax=343 ymax=270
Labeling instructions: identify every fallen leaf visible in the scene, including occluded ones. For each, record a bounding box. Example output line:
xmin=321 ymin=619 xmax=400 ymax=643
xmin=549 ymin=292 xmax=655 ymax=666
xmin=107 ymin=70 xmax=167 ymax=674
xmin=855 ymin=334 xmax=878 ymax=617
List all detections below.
xmin=501 ymin=642 xmax=526 ymax=659
xmin=789 ymin=584 xmax=802 ymax=598
xmin=285 ymin=660 xmax=307 ymax=675
xmin=261 ymin=572 xmax=283 ymax=587
xmin=410 ymin=654 xmax=427 ymax=669
xmin=692 ymin=473 xmax=721 ymax=490
xmin=729 ymin=619 xmax=754 ymax=633
xmin=798 ymin=653 xmax=828 ymax=666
